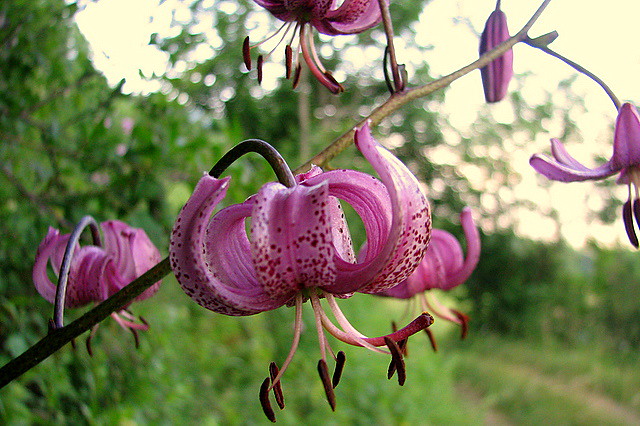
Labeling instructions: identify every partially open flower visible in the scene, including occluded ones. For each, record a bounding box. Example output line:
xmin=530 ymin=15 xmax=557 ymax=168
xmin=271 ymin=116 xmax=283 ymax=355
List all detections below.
xmin=530 ymin=102 xmax=640 ymax=248
xmin=245 ymin=0 xmax=387 ymax=93
xmin=479 ymin=0 xmax=513 ymax=103
xmin=170 ymin=122 xmax=432 ymax=420
xmin=33 ymin=220 xmax=162 ymax=343
xmin=376 ymin=207 xmax=480 ymax=345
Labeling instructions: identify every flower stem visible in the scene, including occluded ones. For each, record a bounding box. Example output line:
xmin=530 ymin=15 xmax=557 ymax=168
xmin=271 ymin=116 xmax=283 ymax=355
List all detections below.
xmin=295 ymin=0 xmax=553 ymax=173
xmin=524 ymin=35 xmax=622 ymax=111
xmin=209 ymin=139 xmax=296 ymax=188
xmin=378 ymin=0 xmax=403 ymax=92
xmin=52 ymin=215 xmax=101 ymax=329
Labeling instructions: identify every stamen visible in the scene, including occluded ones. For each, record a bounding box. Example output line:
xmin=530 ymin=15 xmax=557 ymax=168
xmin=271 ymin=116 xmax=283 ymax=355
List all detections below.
xmin=633 ymin=198 xmax=640 ymax=239
xmin=623 ymin=199 xmax=638 ymax=248
xmin=299 ymin=25 xmax=342 ymax=94
xmin=385 ymin=337 xmax=406 ymax=386
xmin=285 ymin=45 xmax=293 ymax=79
xmin=317 ymin=359 xmax=336 ymax=410
xmin=243 ymin=36 xmax=252 ymax=70
xmin=260 ymin=377 xmax=277 ymax=423
xmin=391 ymin=321 xmax=409 ymax=356
xmin=86 ymin=325 xmax=99 ymax=356
xmin=424 ymin=328 xmax=438 ymax=352
xmin=452 ymin=309 xmax=470 ymax=339
xmin=269 ymin=362 xmax=285 ymax=409
xmin=268 ymin=294 xmax=304 ymax=389
xmin=332 ymin=351 xmax=346 ymax=388
xmin=292 ymin=63 xmax=302 ymax=89
xmin=423 ymin=292 xmax=461 ymax=325
xmin=257 ymin=55 xmax=264 ymax=85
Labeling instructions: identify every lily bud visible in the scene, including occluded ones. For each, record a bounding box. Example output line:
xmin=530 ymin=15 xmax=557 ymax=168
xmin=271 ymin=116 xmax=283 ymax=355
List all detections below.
xmin=479 ymin=2 xmax=513 ymax=103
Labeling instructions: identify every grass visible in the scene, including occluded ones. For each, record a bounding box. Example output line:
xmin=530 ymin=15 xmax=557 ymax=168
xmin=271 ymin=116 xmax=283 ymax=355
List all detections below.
xmin=451 ymin=334 xmax=640 ymax=425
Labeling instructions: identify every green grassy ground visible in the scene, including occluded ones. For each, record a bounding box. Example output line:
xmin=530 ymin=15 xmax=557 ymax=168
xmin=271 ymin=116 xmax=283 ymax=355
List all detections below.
xmin=3 ymin=279 xmax=640 ymax=425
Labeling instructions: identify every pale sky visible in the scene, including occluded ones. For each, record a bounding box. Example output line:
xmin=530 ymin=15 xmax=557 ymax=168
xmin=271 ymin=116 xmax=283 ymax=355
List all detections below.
xmin=74 ymin=0 xmax=640 ymax=248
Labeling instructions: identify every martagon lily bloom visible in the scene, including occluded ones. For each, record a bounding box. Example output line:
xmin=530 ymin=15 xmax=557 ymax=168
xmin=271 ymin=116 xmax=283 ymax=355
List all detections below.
xmin=530 ymin=102 xmax=640 ymax=248
xmin=479 ymin=0 xmax=513 ymax=103
xmin=376 ymin=207 xmax=480 ymax=346
xmin=244 ymin=0 xmax=387 ymax=93
xmin=33 ymin=220 xmax=162 ymax=345
xmin=170 ymin=123 xmax=432 ymax=420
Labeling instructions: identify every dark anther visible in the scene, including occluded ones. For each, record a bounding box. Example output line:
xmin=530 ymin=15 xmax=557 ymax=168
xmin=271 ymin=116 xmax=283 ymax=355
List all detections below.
xmin=260 ymin=377 xmax=277 ymax=422
xmin=332 ymin=351 xmax=346 ymax=388
xmin=86 ymin=332 xmax=94 ymax=357
xmin=385 ymin=337 xmax=406 ymax=386
xmin=452 ymin=309 xmax=470 ymax=339
xmin=623 ymin=200 xmax=638 ymax=248
xmin=269 ymin=362 xmax=285 ymax=409
xmin=424 ymin=328 xmax=438 ymax=352
xmin=285 ymin=45 xmax=293 ymax=79
xmin=130 ymin=327 xmax=141 ymax=349
xmin=243 ymin=36 xmax=252 ymax=70
xmin=48 ymin=319 xmax=56 ymax=334
xmin=292 ymin=63 xmax=302 ymax=89
xmin=323 ymin=71 xmax=344 ymax=94
xmin=317 ymin=359 xmax=336 ymax=411
xmin=391 ymin=321 xmax=409 ymax=356
xmin=257 ymin=55 xmax=264 ymax=85
xmin=633 ymin=199 xmax=640 ymax=242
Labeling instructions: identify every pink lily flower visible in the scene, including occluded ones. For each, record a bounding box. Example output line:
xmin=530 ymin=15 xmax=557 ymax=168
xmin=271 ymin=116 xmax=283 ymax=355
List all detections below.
xmin=479 ymin=0 xmax=513 ymax=103
xmin=530 ymin=102 xmax=640 ymax=247
xmin=33 ymin=220 xmax=162 ymax=336
xmin=245 ymin=0 xmax=387 ymax=93
xmin=377 ymin=207 xmax=480 ymax=343
xmin=170 ymin=122 xmax=432 ymax=419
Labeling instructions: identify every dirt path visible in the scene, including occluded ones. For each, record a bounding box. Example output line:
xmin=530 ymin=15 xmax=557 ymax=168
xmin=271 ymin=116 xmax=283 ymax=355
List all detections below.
xmin=456 ymin=355 xmax=640 ymax=425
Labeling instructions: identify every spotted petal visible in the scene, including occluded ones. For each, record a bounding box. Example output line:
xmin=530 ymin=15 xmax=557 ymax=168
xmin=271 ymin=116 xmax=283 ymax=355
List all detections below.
xmin=171 ymin=175 xmax=255 ymax=316
xmin=315 ymin=0 xmax=386 ymax=36
xmin=303 ymin=123 xmax=431 ymax=294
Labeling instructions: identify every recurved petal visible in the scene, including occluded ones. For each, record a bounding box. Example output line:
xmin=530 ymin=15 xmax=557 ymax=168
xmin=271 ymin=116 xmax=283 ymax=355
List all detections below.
xmin=435 ymin=207 xmax=481 ymax=291
xmin=612 ymin=102 xmax=640 ymax=169
xmin=251 ymin=180 xmax=338 ymax=299
xmin=170 ymin=174 xmax=267 ymax=316
xmin=317 ymin=0 xmax=385 ymax=35
xmin=33 ymin=227 xmax=72 ymax=304
xmin=205 ymin=200 xmax=292 ymax=312
xmin=530 ymin=141 xmax=619 ymax=182
xmin=301 ymin=167 xmax=392 ymax=293
xmin=320 ymin=123 xmax=430 ymax=294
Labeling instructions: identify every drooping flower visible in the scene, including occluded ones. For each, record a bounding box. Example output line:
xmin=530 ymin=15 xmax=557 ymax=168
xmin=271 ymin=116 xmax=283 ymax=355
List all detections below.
xmin=530 ymin=102 xmax=640 ymax=247
xmin=479 ymin=0 xmax=513 ymax=103
xmin=377 ymin=207 xmax=480 ymax=345
xmin=244 ymin=0 xmax=387 ymax=93
xmin=33 ymin=220 xmax=162 ymax=341
xmin=170 ymin=122 xmax=432 ymax=420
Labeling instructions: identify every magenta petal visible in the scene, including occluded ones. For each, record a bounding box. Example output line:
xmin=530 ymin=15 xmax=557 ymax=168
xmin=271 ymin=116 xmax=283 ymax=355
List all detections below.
xmin=530 ymin=148 xmax=619 ymax=182
xmin=170 ymin=174 xmax=266 ymax=316
xmin=32 ymin=227 xmax=71 ymax=304
xmin=437 ymin=207 xmax=481 ymax=290
xmin=252 ymin=180 xmax=338 ymax=298
xmin=317 ymin=0 xmax=385 ymax=35
xmin=339 ymin=123 xmax=431 ymax=294
xmin=612 ymin=103 xmax=640 ymax=169
xmin=549 ymin=138 xmax=592 ymax=171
